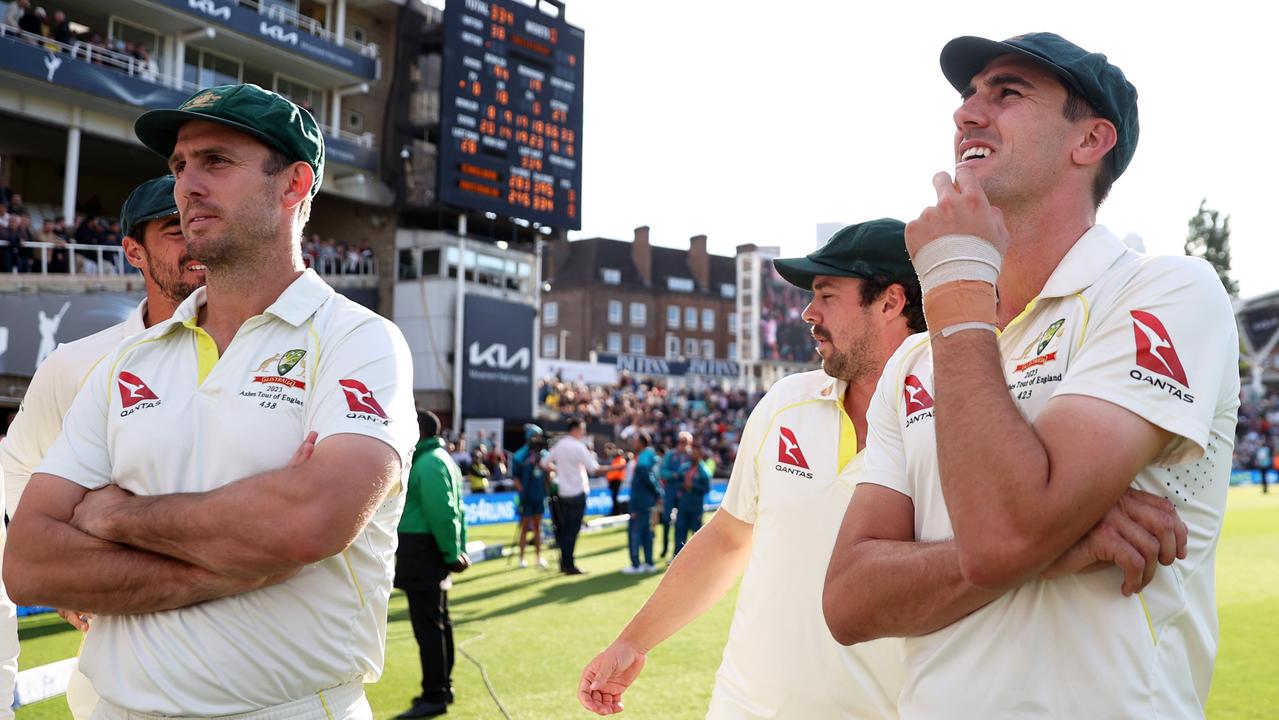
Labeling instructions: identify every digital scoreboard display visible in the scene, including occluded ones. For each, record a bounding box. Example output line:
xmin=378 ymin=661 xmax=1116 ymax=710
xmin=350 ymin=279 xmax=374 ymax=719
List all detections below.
xmin=438 ymin=0 xmax=584 ymax=229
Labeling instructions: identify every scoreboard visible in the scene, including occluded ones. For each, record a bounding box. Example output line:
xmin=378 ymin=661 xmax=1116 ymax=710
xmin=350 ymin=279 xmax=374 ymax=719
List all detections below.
xmin=438 ymin=0 xmax=584 ymax=230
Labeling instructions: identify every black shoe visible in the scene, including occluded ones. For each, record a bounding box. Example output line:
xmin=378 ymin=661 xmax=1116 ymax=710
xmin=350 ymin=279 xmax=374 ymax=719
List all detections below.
xmin=563 ymin=566 xmax=588 ymax=575
xmin=396 ymin=699 xmax=448 ymax=718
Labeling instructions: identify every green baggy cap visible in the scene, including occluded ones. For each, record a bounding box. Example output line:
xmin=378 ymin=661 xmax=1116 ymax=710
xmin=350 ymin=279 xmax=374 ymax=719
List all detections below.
xmin=134 ymin=83 xmax=325 ymax=195
xmin=773 ymin=218 xmax=915 ymax=291
xmin=940 ymin=32 xmax=1139 ymax=179
xmin=119 ymin=175 xmax=178 ymax=238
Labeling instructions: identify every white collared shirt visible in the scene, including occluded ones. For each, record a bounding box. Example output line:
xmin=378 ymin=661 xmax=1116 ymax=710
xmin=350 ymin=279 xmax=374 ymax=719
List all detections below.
xmin=861 ymin=226 xmax=1240 ymax=719
xmin=38 ymin=271 xmax=417 ymax=715
xmin=712 ymin=370 xmax=904 ymax=719
xmin=545 ymin=435 xmax=598 ymax=497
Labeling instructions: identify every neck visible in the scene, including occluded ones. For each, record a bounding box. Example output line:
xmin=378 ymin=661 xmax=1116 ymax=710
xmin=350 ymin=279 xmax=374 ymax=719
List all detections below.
xmin=994 ymin=194 xmax=1096 ymax=327
xmin=142 ymin=294 xmax=178 ymax=328
xmin=198 ymin=239 xmax=304 ymax=350
xmin=842 ymin=325 xmax=912 ymax=451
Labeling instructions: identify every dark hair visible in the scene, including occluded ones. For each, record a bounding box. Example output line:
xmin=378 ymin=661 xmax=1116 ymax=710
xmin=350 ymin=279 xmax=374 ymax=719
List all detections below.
xmin=567 ymin=417 xmax=587 ymax=433
xmin=858 ymin=275 xmax=927 ymax=334
xmin=637 ymin=430 xmax=652 ymax=448
xmin=263 ymin=147 xmax=313 ymax=226
xmin=417 ymin=408 xmax=441 ymax=439
xmin=127 ymin=222 xmax=148 ymax=245
xmin=1061 ymin=83 xmax=1116 ymax=208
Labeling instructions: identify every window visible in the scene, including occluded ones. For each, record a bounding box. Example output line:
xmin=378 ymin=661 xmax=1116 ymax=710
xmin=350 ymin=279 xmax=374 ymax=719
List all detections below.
xmin=275 ymin=74 xmax=326 ymax=119
xmin=728 ymin=342 xmax=738 ymax=360
xmin=422 ymin=249 xmax=440 ymax=276
xmin=542 ymin=334 xmax=558 ymax=358
xmin=396 ymin=249 xmax=418 ymax=280
xmin=721 ymin=283 xmax=736 ymax=298
xmin=702 ymin=339 xmax=715 ymax=359
xmin=728 ymin=313 xmax=738 ymax=336
xmin=543 ymin=301 xmax=558 ymax=326
xmin=667 ymin=276 xmax=694 ymax=292
xmin=601 ymin=268 xmax=621 ymax=284
xmin=629 ymin=334 xmax=646 ymax=354
xmin=607 ymin=333 xmax=622 ymax=353
xmin=667 ymin=305 xmax=680 ymax=329
xmin=346 ymin=110 xmax=364 ymax=132
xmin=630 ymin=302 xmax=646 ymax=327
xmin=108 ymin=18 xmax=160 ymax=72
xmin=184 ymin=47 xmax=242 ymax=88
xmin=666 ymin=334 xmax=679 ymax=360
xmin=684 ymin=338 xmax=699 ymax=357
xmin=350 ymin=25 xmax=367 ymax=44
xmin=608 ymin=300 xmax=622 ymax=325
xmin=684 ymin=307 xmax=697 ymax=329
xmin=702 ymin=308 xmax=715 ymax=332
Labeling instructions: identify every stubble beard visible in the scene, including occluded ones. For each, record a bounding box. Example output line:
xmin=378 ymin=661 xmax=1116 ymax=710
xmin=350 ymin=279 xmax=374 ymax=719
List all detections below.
xmin=820 ymin=332 xmax=876 ymax=385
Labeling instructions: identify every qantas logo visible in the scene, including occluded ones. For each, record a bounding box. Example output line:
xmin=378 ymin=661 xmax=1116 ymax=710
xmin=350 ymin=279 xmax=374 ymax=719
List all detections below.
xmin=1130 ymin=311 xmax=1188 ymax=386
xmin=339 ymin=379 xmax=388 ymax=419
xmin=118 ymin=371 xmax=159 ymax=407
xmin=777 ymin=427 xmax=809 ymax=469
xmin=903 ymin=375 xmax=935 ymax=415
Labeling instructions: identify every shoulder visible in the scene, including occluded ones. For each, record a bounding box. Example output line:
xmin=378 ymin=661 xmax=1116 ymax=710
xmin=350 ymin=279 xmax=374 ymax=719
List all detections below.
xmin=51 ymin=321 xmax=136 ymax=373
xmin=753 ymin=369 xmax=832 ymax=411
xmin=314 ymin=293 xmax=409 ymax=346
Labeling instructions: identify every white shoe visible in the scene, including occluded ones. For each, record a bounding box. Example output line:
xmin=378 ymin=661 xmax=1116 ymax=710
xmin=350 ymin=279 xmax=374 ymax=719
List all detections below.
xmin=537 ymin=557 xmax=549 ymax=569
xmin=620 ymin=565 xmax=643 ymax=575
xmin=518 ymin=559 xmax=528 ymax=569
xmin=642 ymin=564 xmax=659 ymax=573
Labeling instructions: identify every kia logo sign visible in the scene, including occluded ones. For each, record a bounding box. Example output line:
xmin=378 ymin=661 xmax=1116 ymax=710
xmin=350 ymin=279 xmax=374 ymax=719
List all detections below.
xmin=468 ymin=342 xmax=530 ymax=370
xmin=189 ymin=0 xmax=231 ymax=20
xmin=260 ymin=21 xmax=299 ymax=45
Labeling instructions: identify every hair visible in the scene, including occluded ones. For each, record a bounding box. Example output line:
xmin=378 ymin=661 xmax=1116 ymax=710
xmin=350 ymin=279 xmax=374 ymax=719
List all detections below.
xmin=263 ymin=148 xmax=314 ymax=228
xmin=858 ymin=274 xmax=927 ymax=334
xmin=637 ymin=430 xmax=652 ymax=448
xmin=417 ymin=408 xmax=441 ymax=439
xmin=566 ymin=418 xmax=587 ymax=433
xmin=1060 ymin=83 xmax=1117 ymax=208
xmin=127 ymin=222 xmax=148 ymax=245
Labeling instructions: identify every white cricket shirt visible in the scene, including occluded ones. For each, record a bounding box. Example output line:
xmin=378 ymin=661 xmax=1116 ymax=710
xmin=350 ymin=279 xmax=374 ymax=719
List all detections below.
xmin=860 ymin=226 xmax=1239 ymax=719
xmin=0 ymin=300 xmax=146 ymax=514
xmin=38 ymin=270 xmax=417 ymax=715
xmin=545 ymin=435 xmax=598 ymax=498
xmin=712 ymin=370 xmax=904 ymax=719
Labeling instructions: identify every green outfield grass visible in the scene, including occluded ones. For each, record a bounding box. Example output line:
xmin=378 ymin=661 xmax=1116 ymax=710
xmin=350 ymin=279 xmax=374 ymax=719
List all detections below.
xmin=15 ymin=486 xmax=1279 ymax=719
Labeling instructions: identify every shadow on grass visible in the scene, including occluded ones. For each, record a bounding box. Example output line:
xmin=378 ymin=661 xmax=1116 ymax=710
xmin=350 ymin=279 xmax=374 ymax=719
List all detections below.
xmin=454 ymin=569 xmax=655 ymax=624
xmin=17 ymin=618 xmax=81 ymax=642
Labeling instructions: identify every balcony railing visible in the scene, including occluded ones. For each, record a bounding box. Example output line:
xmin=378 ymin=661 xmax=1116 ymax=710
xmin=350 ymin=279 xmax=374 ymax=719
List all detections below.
xmin=303 ymin=253 xmax=378 ymax=276
xmin=0 ymin=23 xmax=195 ymax=92
xmin=7 ymin=244 xmax=377 ymax=278
xmin=249 ymin=0 xmax=379 ymax=58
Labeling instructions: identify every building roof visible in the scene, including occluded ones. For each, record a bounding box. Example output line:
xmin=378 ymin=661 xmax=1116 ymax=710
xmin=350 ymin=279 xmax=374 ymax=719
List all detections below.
xmin=548 ymin=237 xmax=735 ymax=296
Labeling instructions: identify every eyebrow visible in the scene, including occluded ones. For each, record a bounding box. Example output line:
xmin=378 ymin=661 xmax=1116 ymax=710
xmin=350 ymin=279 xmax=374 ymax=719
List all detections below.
xmin=168 ymin=145 xmax=235 ymax=170
xmin=960 ymin=73 xmax=1037 ymax=100
xmin=812 ymin=279 xmax=835 ymax=291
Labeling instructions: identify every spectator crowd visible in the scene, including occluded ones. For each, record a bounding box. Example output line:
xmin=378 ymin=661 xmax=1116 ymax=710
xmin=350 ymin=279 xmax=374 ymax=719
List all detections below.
xmin=1 ymin=183 xmax=126 ymax=274
xmin=5 ymin=0 xmax=160 ymax=80
xmin=1234 ymin=390 xmax=1279 ymax=491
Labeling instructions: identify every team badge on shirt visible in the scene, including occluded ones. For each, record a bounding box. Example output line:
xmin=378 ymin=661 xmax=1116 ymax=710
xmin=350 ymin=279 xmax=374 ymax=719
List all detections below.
xmin=118 ymin=371 xmax=161 ymax=415
xmin=1129 ymin=310 xmax=1194 ymax=403
xmin=249 ymin=349 xmax=308 ymax=389
xmin=340 ymin=379 xmax=390 ymax=423
xmin=1013 ymin=318 xmax=1066 ymax=372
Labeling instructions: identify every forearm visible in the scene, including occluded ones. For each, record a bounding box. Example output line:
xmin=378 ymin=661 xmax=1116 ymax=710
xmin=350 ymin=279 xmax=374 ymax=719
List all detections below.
xmin=615 ymin=514 xmax=751 ymax=653
xmin=824 ymin=537 xmax=1000 ymax=645
xmin=5 ymin=513 xmax=257 ymax=614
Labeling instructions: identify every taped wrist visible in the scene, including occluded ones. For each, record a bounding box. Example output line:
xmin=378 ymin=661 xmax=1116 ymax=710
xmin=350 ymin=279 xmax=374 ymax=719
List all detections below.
xmin=923 ymin=280 xmax=998 ymax=333
xmin=913 ymin=234 xmax=1002 ymax=294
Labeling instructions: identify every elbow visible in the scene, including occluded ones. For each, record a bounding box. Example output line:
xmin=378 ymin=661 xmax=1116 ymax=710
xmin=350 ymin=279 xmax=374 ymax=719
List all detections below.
xmin=955 ymin=529 xmax=1040 ymax=591
xmin=822 ymin=584 xmax=875 ymax=646
xmin=4 ymin=548 xmax=41 ymax=607
xmin=280 ymin=512 xmax=358 ymax=566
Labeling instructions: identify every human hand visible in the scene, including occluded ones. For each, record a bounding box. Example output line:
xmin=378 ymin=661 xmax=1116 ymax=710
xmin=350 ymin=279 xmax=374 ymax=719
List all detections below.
xmin=1041 ymin=489 xmax=1187 ymax=595
xmin=69 ymin=484 xmax=134 ymax=541
xmin=57 ymin=608 xmax=93 ymax=632
xmin=446 ymin=553 xmax=471 ymax=574
xmin=578 ymin=640 xmax=647 ymax=715
xmin=287 ymin=431 xmax=319 ymax=468
xmin=905 ymin=168 xmax=1011 ymax=266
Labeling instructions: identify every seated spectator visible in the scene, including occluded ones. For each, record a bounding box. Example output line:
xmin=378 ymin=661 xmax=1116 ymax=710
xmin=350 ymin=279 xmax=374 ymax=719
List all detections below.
xmin=4 ymin=0 xmax=29 ymax=29
xmin=1 ymin=215 xmax=34 ymax=272
xmin=8 ymin=193 xmax=26 ymax=217
xmin=17 ymin=4 xmax=42 ymax=38
xmin=137 ymin=43 xmax=158 ymax=81
xmin=49 ymin=8 xmax=69 ymax=45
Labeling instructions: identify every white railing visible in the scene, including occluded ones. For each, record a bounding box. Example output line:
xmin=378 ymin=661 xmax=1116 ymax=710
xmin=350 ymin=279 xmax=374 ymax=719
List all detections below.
xmin=303 ymin=253 xmax=377 ymax=276
xmin=247 ymin=0 xmax=380 ymax=58
xmin=316 ymin=122 xmax=375 ymax=148
xmin=14 ymin=242 xmax=129 ymax=276
xmin=0 ymin=23 xmax=196 ymax=92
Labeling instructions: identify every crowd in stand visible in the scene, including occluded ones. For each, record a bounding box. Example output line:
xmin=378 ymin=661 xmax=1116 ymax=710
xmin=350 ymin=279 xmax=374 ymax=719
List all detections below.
xmin=1234 ymin=390 xmax=1279 ymax=480
xmin=4 ymin=0 xmax=159 ymax=80
xmin=0 ymin=184 xmax=126 ymax=274
xmin=537 ymin=373 xmax=761 ymax=478
xmin=302 ymin=234 xmax=376 ymax=274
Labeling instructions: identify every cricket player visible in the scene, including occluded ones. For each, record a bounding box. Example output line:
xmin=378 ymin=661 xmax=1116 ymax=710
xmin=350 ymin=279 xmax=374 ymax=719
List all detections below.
xmin=824 ymin=34 xmax=1238 ymax=717
xmin=0 ymin=174 xmax=205 ymax=717
xmin=5 ymin=83 xmax=416 ymax=719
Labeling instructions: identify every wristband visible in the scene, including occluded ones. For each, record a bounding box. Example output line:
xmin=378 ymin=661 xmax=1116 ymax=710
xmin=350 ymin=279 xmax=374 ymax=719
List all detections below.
xmin=939 ymin=321 xmax=998 ymax=338
xmin=922 ymin=280 xmax=998 ymax=333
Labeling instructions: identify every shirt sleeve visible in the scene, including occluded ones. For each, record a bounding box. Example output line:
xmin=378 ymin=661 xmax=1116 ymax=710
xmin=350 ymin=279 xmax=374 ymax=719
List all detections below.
xmin=720 ymin=394 xmax=770 ymax=523
xmin=305 ymin=316 xmax=418 ymax=471
xmin=0 ymin=343 xmax=86 ymax=512
xmin=1054 ymin=256 xmax=1236 ymax=466
xmin=856 ymin=348 xmax=913 ymax=497
xmin=33 ymin=350 xmax=116 ymax=491
xmin=418 ymin=455 xmax=464 ymax=564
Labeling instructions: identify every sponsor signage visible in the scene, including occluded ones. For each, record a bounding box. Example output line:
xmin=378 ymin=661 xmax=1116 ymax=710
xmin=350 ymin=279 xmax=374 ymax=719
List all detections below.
xmin=462 ymin=482 xmax=728 ymax=525
xmin=595 ymin=353 xmax=740 ymax=379
xmin=0 ymin=292 xmax=142 ymax=377
xmin=461 ymin=294 xmax=535 ymax=419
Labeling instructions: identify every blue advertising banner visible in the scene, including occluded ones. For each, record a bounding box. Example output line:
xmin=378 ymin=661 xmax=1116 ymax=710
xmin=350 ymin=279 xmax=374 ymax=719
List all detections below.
xmin=595 ymin=353 xmax=740 ymax=379
xmin=1230 ymin=469 xmax=1276 ymax=486
xmin=152 ymin=0 xmax=376 ymax=79
xmin=462 ymin=483 xmax=728 ymax=526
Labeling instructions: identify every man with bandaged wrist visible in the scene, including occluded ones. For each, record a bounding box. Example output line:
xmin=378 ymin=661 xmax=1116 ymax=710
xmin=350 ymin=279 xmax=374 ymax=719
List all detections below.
xmin=823 ymin=33 xmax=1239 ymax=718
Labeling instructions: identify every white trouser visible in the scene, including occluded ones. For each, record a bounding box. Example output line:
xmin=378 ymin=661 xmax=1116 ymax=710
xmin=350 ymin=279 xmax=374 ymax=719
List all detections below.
xmin=0 ymin=525 xmax=17 ymax=720
xmin=90 ymin=680 xmax=370 ymax=720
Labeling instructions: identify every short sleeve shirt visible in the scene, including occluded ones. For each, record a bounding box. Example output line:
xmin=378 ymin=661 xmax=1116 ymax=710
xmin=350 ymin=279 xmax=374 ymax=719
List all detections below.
xmin=545 ymin=435 xmax=598 ymax=497
xmin=711 ymin=370 xmax=904 ymax=719
xmin=860 ymin=226 xmax=1240 ymax=719
xmin=38 ymin=271 xmax=418 ymax=716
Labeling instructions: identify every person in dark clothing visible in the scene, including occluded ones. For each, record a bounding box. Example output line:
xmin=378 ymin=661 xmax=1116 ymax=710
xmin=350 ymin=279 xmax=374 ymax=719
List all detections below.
xmin=621 ymin=431 xmax=660 ymax=574
xmin=395 ymin=410 xmax=470 ymax=718
xmin=674 ymin=444 xmax=711 ymax=555
xmin=17 ymin=6 xmax=43 ymax=37
xmin=50 ymin=10 xmax=71 ymax=45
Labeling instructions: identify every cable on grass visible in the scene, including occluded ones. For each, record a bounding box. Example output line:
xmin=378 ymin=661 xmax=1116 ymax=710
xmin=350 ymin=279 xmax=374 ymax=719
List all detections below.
xmin=459 ymin=632 xmax=513 ymax=720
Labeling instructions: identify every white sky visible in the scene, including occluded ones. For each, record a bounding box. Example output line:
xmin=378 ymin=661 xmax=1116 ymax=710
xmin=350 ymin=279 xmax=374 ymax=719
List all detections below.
xmin=555 ymin=1 xmax=1279 ymax=297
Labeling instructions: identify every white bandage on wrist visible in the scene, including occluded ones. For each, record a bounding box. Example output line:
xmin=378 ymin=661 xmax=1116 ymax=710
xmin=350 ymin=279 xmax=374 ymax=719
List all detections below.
xmin=939 ymin=321 xmax=998 ymax=338
xmin=913 ymin=234 xmax=1003 ymax=295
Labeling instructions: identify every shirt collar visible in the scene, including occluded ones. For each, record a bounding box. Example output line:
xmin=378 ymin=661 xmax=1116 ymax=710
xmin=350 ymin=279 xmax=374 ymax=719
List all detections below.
xmin=814 ymin=372 xmax=849 ymax=403
xmin=158 ymin=269 xmax=334 ymax=333
xmin=1036 ymin=224 xmax=1130 ymax=299
xmin=122 ymin=299 xmax=149 ymax=335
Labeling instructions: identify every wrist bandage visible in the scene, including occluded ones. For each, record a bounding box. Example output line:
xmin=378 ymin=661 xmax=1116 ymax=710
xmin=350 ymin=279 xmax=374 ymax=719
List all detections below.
xmin=914 ymin=235 xmax=1002 ymax=334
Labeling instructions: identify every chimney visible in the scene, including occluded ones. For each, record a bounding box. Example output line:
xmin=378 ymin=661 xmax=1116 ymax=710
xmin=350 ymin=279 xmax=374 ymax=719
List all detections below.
xmin=688 ymin=234 xmax=710 ymax=290
xmin=632 ymin=226 xmax=652 ymax=286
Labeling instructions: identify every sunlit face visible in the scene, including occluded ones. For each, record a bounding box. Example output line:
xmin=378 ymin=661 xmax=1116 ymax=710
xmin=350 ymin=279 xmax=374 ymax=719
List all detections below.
xmin=129 ymin=215 xmax=206 ymax=305
xmin=802 ymin=276 xmax=878 ymax=383
xmin=169 ymin=120 xmax=284 ymax=267
xmin=952 ymin=55 xmax=1078 ymax=208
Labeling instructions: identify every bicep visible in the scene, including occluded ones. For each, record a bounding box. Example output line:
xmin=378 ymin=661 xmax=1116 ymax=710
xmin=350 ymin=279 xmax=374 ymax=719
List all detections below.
xmin=307 ymin=433 xmax=402 ymax=514
xmin=838 ymin=483 xmax=915 ymax=548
